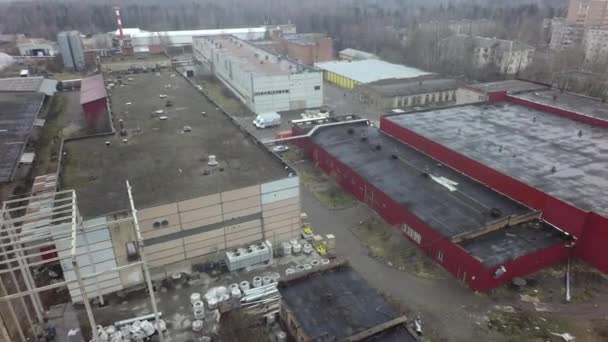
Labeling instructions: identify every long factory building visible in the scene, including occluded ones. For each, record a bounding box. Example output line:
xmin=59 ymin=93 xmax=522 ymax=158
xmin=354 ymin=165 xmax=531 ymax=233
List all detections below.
xmin=58 ymin=66 xmax=301 ymax=302
xmin=193 ymin=35 xmax=323 ymax=114
xmin=294 ymin=80 xmax=608 ymax=291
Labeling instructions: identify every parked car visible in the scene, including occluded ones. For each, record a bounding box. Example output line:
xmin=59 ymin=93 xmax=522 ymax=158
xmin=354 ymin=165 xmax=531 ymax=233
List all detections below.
xmin=272 ymin=145 xmax=289 ymax=153
xmin=253 ymin=112 xmax=281 ymax=128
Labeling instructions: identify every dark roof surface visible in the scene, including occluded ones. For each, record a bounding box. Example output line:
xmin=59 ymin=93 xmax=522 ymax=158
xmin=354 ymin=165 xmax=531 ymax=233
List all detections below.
xmin=62 ymin=70 xmax=289 ymax=217
xmin=0 ymin=92 xmax=44 ymax=182
xmin=279 ymin=266 xmax=416 ymax=341
xmin=513 ymin=90 xmax=608 ymax=121
xmin=80 ymin=74 xmax=107 ymax=105
xmin=459 ymin=220 xmax=566 ymax=268
xmin=465 ymin=80 xmax=547 ymax=94
xmin=385 ymin=102 xmax=608 ymax=217
xmin=312 ymin=122 xmax=531 ymax=238
xmin=361 ymin=78 xmax=462 ymax=97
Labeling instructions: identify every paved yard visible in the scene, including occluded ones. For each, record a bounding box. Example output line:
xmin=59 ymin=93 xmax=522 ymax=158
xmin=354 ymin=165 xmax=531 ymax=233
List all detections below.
xmin=323 ymin=81 xmax=380 ymax=125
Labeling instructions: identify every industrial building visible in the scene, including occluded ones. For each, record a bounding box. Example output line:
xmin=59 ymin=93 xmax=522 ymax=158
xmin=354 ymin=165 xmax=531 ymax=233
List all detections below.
xmin=193 ymin=35 xmax=323 ymax=114
xmin=297 ymin=118 xmax=568 ymax=291
xmin=0 ymin=77 xmax=58 ymax=97
xmin=456 ymin=79 xmax=548 ymax=103
xmin=61 ymin=70 xmax=301 ymax=281
xmin=16 ymin=37 xmax=57 ymax=57
xmin=0 ymin=92 xmax=44 ymax=183
xmin=378 ymin=87 xmax=608 ymax=277
xmin=356 ymin=77 xmax=463 ymax=110
xmin=315 ymin=59 xmax=432 ymax=89
xmin=260 ymin=33 xmax=334 ymax=65
xmin=80 ymin=75 xmax=108 ymax=129
xmin=109 ymin=24 xmax=295 ymax=52
xmin=338 ymin=48 xmax=378 ymax=61
xmin=279 ymin=262 xmax=417 ymax=341
xmin=58 ymin=31 xmax=85 ymax=71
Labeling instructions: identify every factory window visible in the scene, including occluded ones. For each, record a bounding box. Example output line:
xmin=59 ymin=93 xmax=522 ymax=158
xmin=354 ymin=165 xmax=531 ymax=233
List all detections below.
xmin=403 ymin=97 xmax=409 ymax=106
xmin=431 ymin=94 xmax=436 ymax=102
xmin=402 ymin=224 xmax=421 ymax=244
xmin=314 ymin=85 xmax=321 ymax=90
xmin=451 ymin=91 xmax=456 ymax=101
xmin=254 ymin=89 xmax=290 ymax=96
xmin=424 ymin=94 xmax=429 ymax=104
xmin=437 ymin=250 xmax=444 ymax=262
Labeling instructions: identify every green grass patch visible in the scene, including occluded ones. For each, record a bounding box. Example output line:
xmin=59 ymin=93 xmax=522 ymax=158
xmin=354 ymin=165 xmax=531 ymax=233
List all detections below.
xmin=299 ymin=170 xmax=356 ymax=210
xmin=352 ymin=216 xmax=447 ymax=279
xmin=31 ymin=94 xmax=66 ymax=176
xmin=197 ymin=76 xmax=251 ymax=116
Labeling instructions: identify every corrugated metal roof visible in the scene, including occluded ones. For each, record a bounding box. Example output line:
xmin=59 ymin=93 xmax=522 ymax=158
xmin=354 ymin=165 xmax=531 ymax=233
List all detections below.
xmin=315 ymin=60 xmax=433 ymax=84
xmin=339 ymin=48 xmax=378 ymax=60
xmin=80 ymin=74 xmax=107 ymax=105
xmin=0 ymin=77 xmax=57 ymax=96
xmin=113 ymin=27 xmax=267 ymax=38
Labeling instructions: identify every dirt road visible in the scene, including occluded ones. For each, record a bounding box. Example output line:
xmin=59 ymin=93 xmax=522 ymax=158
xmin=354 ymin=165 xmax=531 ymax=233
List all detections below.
xmin=300 ymin=187 xmax=493 ymax=341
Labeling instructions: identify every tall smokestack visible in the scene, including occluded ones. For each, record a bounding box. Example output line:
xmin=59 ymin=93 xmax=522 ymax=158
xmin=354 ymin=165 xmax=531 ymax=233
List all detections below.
xmin=114 ymin=6 xmax=124 ymax=46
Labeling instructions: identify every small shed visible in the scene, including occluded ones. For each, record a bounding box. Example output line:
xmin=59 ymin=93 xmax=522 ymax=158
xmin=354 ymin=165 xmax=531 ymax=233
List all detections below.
xmin=80 ymin=74 xmax=107 ymax=128
xmin=80 ymin=74 xmax=106 ymax=114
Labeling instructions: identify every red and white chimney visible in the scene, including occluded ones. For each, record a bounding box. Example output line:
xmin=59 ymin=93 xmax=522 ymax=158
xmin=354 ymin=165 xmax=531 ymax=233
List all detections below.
xmin=114 ymin=6 xmax=124 ymax=46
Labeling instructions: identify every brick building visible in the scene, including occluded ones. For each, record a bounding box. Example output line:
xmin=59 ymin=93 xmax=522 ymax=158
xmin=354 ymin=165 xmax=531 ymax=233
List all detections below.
xmin=280 ymin=33 xmax=333 ymax=65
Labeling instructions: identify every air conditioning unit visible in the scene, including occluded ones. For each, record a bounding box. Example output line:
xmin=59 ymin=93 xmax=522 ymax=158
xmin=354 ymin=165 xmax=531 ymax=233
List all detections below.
xmin=225 ymin=240 xmax=273 ymax=272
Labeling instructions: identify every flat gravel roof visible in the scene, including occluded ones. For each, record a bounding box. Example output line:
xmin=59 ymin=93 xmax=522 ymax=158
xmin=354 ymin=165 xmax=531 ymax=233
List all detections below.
xmin=386 ymin=102 xmax=608 ymax=216
xmin=61 ymin=70 xmax=289 ymax=218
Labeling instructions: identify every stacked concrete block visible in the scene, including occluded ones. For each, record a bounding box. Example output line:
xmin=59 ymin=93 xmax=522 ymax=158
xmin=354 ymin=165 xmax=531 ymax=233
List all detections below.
xmin=325 ymin=234 xmax=336 ymax=254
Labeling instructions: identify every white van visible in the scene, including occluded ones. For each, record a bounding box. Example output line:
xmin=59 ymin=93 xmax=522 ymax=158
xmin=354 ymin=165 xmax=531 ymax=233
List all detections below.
xmin=253 ymin=112 xmax=281 ymax=128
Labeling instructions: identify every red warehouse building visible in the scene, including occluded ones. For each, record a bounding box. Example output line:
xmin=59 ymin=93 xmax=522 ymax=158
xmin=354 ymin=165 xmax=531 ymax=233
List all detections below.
xmin=80 ymin=74 xmax=108 ymax=129
xmin=380 ymin=86 xmax=608 ymax=275
xmin=306 ymin=121 xmax=571 ymax=292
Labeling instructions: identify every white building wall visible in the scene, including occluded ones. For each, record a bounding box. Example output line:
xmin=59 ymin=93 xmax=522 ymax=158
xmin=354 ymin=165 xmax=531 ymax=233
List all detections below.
xmin=252 ymin=72 xmax=323 ymax=113
xmin=194 ymin=36 xmax=323 ymax=114
xmin=456 ymin=87 xmax=487 ymax=105
xmin=194 ymin=37 xmax=254 ymax=105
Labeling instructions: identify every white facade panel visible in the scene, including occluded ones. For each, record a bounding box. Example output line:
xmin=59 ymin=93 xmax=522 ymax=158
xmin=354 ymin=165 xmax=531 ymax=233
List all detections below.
xmin=261 ymin=187 xmax=299 ymax=205
xmin=261 ymin=176 xmax=299 ymax=194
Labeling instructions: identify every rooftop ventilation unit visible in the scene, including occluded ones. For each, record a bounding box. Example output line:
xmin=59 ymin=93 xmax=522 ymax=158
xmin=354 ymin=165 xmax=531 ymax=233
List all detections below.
xmin=208 ymin=155 xmax=218 ymax=166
